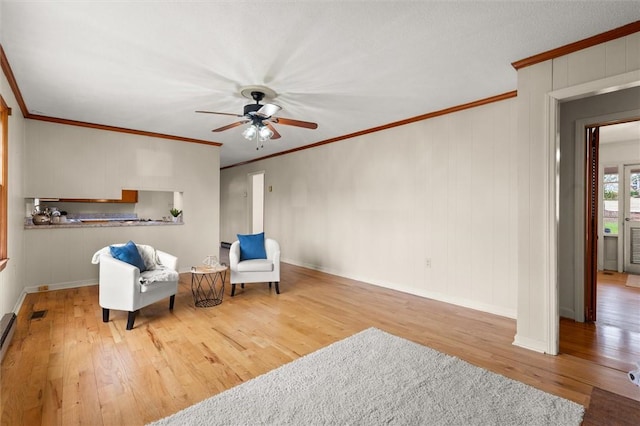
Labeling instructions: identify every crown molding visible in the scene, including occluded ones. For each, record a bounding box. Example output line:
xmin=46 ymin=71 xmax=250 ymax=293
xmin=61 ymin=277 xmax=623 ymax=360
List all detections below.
xmin=0 ymin=43 xmax=220 ymax=147
xmin=223 ymin=90 xmax=518 ymax=169
xmin=27 ymin=114 xmax=222 ymax=146
xmin=0 ymin=44 xmax=29 ymax=117
xmin=512 ymin=20 xmax=640 ymax=70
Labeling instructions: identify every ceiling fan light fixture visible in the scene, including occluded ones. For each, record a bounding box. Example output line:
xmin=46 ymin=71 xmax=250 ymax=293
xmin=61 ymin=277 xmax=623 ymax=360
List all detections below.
xmin=242 ymin=125 xmax=257 ymax=140
xmin=197 ymin=84 xmax=317 ymax=149
xmin=258 ymin=125 xmax=274 ymax=141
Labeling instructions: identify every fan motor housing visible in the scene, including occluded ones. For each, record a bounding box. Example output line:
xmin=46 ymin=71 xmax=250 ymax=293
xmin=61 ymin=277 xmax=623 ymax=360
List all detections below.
xmin=243 ymin=104 xmax=262 ymax=116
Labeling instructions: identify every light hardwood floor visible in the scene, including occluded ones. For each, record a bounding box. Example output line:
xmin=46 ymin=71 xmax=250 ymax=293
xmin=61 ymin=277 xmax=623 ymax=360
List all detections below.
xmin=560 ymin=271 xmax=640 ymax=373
xmin=1 ymin=263 xmax=639 ymax=425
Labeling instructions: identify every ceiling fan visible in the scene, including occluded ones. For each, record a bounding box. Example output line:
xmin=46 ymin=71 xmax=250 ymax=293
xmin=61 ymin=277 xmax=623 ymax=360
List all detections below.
xmin=196 ymin=88 xmax=318 ymax=149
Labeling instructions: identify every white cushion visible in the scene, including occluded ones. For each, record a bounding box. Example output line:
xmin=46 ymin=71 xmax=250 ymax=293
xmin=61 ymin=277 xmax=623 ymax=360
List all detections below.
xmin=237 ymin=259 xmax=274 ymax=273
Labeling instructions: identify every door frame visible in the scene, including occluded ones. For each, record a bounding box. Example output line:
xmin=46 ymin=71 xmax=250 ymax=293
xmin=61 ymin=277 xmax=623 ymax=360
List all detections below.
xmin=584 ymin=126 xmax=599 ymax=322
xmin=623 ymin=163 xmax=640 ymax=274
xmin=545 ymin=70 xmax=640 ymax=355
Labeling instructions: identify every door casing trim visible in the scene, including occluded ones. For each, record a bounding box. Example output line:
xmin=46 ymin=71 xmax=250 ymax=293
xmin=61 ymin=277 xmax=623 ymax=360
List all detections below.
xmin=545 ymin=70 xmax=640 ymax=355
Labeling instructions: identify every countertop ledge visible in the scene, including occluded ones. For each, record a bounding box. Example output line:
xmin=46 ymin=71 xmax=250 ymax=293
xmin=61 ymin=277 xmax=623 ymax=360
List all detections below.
xmin=25 ymin=221 xmax=184 ymax=229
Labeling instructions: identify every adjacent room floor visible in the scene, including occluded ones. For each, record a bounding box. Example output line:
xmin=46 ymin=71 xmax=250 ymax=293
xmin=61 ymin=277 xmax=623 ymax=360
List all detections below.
xmin=560 ymin=271 xmax=640 ymax=373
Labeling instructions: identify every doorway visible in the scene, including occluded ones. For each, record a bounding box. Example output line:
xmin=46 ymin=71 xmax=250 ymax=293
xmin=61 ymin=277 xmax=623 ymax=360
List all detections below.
xmin=249 ymin=171 xmax=265 ymax=234
xmin=586 ymin=119 xmax=640 ymax=322
xmin=561 ymin=118 xmax=640 ymax=369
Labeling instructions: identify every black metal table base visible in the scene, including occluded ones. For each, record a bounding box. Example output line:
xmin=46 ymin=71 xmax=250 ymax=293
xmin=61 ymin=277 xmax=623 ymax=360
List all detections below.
xmin=191 ymin=269 xmax=226 ymax=308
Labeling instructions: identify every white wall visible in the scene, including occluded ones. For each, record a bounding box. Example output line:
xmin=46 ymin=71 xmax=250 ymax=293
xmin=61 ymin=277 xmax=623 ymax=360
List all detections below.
xmin=21 ymin=120 xmax=220 ymax=290
xmin=221 ymin=98 xmax=519 ymax=318
xmin=601 ymin=139 xmax=640 ymax=164
xmin=516 ymin=31 xmax=640 ymax=353
xmin=0 ymin=65 xmax=27 ymax=315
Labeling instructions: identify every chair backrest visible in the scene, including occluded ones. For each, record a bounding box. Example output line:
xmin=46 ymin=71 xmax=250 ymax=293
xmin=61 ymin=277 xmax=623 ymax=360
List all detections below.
xmin=230 ymin=238 xmax=280 ymax=267
xmin=264 ymin=238 xmax=280 ymax=260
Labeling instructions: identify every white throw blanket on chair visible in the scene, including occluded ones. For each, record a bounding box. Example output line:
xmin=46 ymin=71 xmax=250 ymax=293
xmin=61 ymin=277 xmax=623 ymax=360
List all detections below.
xmin=91 ymin=245 xmax=178 ymax=285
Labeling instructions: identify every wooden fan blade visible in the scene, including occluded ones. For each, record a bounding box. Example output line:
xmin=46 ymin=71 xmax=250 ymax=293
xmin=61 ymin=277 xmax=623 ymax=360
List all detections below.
xmin=256 ymin=103 xmax=281 ymax=118
xmin=211 ymin=121 xmax=248 ymax=132
xmin=272 ymin=117 xmax=318 ymax=129
xmin=196 ymin=110 xmax=243 ymax=118
xmin=266 ymin=123 xmax=281 ymax=139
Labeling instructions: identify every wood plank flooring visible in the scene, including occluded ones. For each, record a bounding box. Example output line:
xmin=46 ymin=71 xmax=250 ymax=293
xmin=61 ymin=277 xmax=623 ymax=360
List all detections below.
xmin=1 ymin=262 xmax=639 ymax=425
xmin=560 ymin=271 xmax=640 ymax=372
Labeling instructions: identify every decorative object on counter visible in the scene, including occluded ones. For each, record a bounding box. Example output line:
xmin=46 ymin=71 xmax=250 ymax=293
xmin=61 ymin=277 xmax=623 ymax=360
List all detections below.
xmin=51 ymin=209 xmax=61 ymax=224
xmin=31 ymin=204 xmax=51 ymax=225
xmin=169 ymin=208 xmax=182 ymax=223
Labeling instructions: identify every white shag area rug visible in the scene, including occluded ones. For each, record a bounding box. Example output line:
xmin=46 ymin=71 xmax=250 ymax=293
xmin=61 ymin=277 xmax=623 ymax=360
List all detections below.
xmin=149 ymin=328 xmax=584 ymax=425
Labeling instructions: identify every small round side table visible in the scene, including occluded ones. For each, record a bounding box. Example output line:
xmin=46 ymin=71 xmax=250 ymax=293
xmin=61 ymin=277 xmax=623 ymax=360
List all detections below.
xmin=190 ymin=265 xmax=227 ymax=307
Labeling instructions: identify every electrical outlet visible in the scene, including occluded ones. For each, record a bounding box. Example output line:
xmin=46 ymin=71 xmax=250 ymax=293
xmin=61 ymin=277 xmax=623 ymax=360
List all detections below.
xmin=425 ymin=258 xmax=431 ymax=268
xmin=37 ymin=285 xmax=49 ymax=292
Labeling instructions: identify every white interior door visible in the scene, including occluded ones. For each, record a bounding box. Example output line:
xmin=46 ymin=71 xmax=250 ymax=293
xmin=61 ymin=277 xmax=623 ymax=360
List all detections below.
xmin=623 ymin=164 xmax=640 ymax=274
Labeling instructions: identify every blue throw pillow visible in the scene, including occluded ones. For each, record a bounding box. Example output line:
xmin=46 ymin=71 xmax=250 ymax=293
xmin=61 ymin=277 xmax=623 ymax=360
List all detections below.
xmin=110 ymin=240 xmax=147 ymax=272
xmin=237 ymin=232 xmax=267 ymax=261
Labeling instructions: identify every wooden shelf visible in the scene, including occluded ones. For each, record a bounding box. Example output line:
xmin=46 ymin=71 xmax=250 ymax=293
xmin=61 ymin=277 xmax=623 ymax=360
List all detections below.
xmin=58 ymin=189 xmax=138 ymax=203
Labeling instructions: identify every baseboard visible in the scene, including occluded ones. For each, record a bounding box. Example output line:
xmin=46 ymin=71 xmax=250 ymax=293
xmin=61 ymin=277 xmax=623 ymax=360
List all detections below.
xmin=12 ymin=291 xmax=26 ymax=318
xmin=24 ymin=279 xmax=97 ymax=294
xmin=0 ymin=312 xmax=17 ymax=364
xmin=512 ymin=334 xmax=548 ymax=354
xmin=281 ymin=257 xmax=517 ymax=320
xmin=559 ymin=306 xmax=575 ymax=320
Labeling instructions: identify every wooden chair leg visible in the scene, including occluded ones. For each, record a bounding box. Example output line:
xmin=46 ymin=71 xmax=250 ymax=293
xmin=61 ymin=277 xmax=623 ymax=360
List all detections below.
xmin=241 ymin=283 xmax=245 ymax=289
xmin=275 ymin=282 xmax=280 ymax=294
xmin=102 ymin=308 xmax=110 ymax=323
xmin=231 ymin=284 xmax=236 ymax=297
xmin=269 ymin=282 xmax=272 ymax=289
xmin=169 ymin=294 xmax=175 ymax=310
xmin=126 ymin=311 xmax=137 ymax=330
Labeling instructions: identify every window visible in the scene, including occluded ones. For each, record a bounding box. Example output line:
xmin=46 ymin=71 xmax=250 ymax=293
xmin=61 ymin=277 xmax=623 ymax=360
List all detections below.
xmin=0 ymin=95 xmax=8 ymax=271
xmin=603 ymin=167 xmax=619 ymax=235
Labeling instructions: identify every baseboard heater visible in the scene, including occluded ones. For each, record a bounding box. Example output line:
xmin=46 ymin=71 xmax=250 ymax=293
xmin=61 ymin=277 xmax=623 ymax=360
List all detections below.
xmin=221 ymin=241 xmax=232 ymax=249
xmin=0 ymin=313 xmax=16 ymax=364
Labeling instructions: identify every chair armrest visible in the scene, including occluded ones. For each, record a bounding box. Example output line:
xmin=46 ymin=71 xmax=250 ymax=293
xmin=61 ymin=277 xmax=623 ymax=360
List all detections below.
xmin=272 ymin=248 xmax=281 ymax=276
xmin=99 ymin=254 xmax=140 ymax=311
xmin=157 ymin=250 xmax=178 ymax=271
xmin=230 ymin=241 xmax=240 ymax=270
xmin=265 ymin=239 xmax=281 ymax=276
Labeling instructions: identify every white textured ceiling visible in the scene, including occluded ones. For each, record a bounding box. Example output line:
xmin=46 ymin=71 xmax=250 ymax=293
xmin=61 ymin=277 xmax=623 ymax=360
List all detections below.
xmin=600 ymin=121 xmax=640 ymax=144
xmin=1 ymin=1 xmax=639 ymax=167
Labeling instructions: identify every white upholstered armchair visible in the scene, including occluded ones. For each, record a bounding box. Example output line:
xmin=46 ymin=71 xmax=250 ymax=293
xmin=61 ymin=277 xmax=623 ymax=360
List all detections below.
xmin=92 ymin=242 xmax=179 ymax=330
xmin=229 ymin=238 xmax=280 ymax=296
